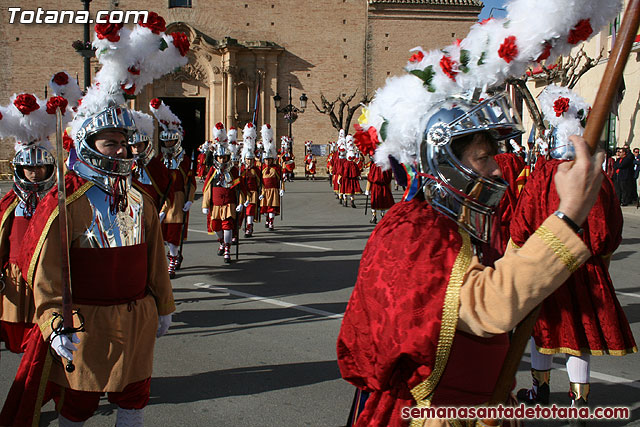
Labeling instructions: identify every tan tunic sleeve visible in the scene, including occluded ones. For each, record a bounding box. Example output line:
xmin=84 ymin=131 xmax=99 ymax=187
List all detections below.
xmin=457 ymin=215 xmax=591 ymax=337
xmin=143 ymin=194 xmax=175 ymax=315
xmin=202 ymin=180 xmax=212 ymax=210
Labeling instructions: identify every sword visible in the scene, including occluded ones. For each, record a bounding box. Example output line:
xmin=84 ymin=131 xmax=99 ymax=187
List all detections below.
xmin=364 ymin=193 xmax=369 ymax=216
xmin=54 ymin=108 xmax=78 ymax=373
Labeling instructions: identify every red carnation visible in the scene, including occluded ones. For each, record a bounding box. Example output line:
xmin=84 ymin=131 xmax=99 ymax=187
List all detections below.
xmin=46 ymin=96 xmax=68 ymax=115
xmin=215 ymin=122 xmax=224 ymax=130
xmin=121 ymin=83 xmax=136 ymax=95
xmin=13 ymin=94 xmax=40 ymax=115
xmin=138 ymin=11 xmax=166 ymax=34
xmin=409 ymin=50 xmax=424 ymax=63
xmin=440 ymin=55 xmax=458 ymax=81
xmin=536 ymin=42 xmax=552 ymax=62
xmin=170 ymin=32 xmax=190 ymax=57
xmin=246 ymin=123 xmax=253 ymax=128
xmin=0 ymin=111 xmax=3 ymax=120
xmin=498 ymin=36 xmax=518 ymax=64
xmin=63 ymin=130 xmax=74 ymax=152
xmin=553 ymin=97 xmax=570 ymax=117
xmin=480 ymin=17 xmax=494 ymax=25
xmin=128 ymin=66 xmax=140 ymax=75
xmin=150 ymin=98 xmax=161 ymax=109
xmin=353 ymin=124 xmax=379 ymax=156
xmin=52 ymin=72 xmax=69 ymax=86
xmin=95 ymin=22 xmax=124 ymax=43
xmin=567 ymin=19 xmax=593 ymax=45
xmin=266 ymin=123 xmax=271 ymax=129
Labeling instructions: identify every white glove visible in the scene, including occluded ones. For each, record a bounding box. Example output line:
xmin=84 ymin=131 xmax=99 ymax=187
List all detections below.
xmin=182 ymin=201 xmax=193 ymax=212
xmin=202 ymin=208 xmax=210 ymax=215
xmin=235 ymin=204 xmax=243 ymax=212
xmin=50 ymin=332 xmax=80 ymax=361
xmin=159 ymin=211 xmax=166 ymax=223
xmin=365 ymin=190 xmax=369 ymax=196
xmin=243 ymin=199 xmax=250 ymax=207
xmin=157 ymin=314 xmax=172 ymax=338
xmin=279 ymin=189 xmax=284 ymax=197
xmin=259 ymin=194 xmax=264 ymax=201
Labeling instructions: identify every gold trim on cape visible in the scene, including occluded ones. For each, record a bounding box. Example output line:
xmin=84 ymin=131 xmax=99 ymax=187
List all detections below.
xmin=409 ymin=227 xmax=472 ymax=427
xmin=536 ymin=344 xmax=638 ymax=357
xmin=0 ymin=198 xmax=19 ymax=232
xmin=26 ymin=181 xmax=93 ymax=287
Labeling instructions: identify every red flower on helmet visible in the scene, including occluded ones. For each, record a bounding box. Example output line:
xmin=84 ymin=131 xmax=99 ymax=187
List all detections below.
xmin=0 ymin=111 xmax=3 ymax=120
xmin=567 ymin=19 xmax=593 ymax=45
xmin=138 ymin=11 xmax=166 ymax=34
xmin=63 ymin=130 xmax=74 ymax=152
xmin=150 ymin=98 xmax=161 ymax=109
xmin=498 ymin=36 xmax=518 ymax=63
xmin=95 ymin=22 xmax=124 ymax=43
xmin=171 ymin=32 xmax=190 ymax=57
xmin=353 ymin=124 xmax=379 ymax=156
xmin=46 ymin=96 xmax=69 ymax=115
xmin=536 ymin=42 xmax=552 ymax=62
xmin=52 ymin=72 xmax=69 ymax=86
xmin=266 ymin=123 xmax=271 ymax=129
xmin=440 ymin=55 xmax=458 ymax=81
xmin=13 ymin=94 xmax=40 ymax=115
xmin=128 ymin=66 xmax=140 ymax=75
xmin=246 ymin=122 xmax=253 ymax=128
xmin=121 ymin=83 xmax=136 ymax=95
xmin=480 ymin=17 xmax=494 ymax=25
xmin=409 ymin=50 xmax=424 ymax=63
xmin=553 ymin=97 xmax=570 ymax=117
xmin=215 ymin=122 xmax=224 ymax=130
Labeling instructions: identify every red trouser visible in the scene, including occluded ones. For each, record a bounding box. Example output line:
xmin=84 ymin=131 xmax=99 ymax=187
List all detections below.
xmin=53 ymin=378 xmax=150 ymax=422
xmin=210 ymin=218 xmax=235 ymax=232
xmin=0 ymin=320 xmax=34 ymax=353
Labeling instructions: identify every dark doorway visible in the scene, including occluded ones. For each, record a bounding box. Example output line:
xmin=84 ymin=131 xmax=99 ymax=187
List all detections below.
xmin=161 ymin=97 xmax=206 ymax=157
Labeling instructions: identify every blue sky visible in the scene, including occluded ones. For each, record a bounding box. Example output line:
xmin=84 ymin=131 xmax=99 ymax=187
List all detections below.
xmin=478 ymin=0 xmax=507 ymax=21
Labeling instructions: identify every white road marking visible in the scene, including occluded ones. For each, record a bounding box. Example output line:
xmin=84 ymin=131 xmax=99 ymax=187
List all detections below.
xmin=193 ymin=283 xmax=344 ymax=320
xmin=187 ymin=228 xmax=333 ymax=251
xmin=521 ymin=356 xmax=640 ymax=389
xmin=616 ymin=291 xmax=640 ymax=299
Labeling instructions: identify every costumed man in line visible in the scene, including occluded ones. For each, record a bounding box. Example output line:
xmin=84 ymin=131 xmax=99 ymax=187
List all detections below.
xmin=2 ymin=16 xmax=183 ymax=426
xmin=201 ymin=123 xmax=243 ymax=263
xmin=228 ymin=127 xmax=242 ymax=244
xmin=327 ymin=141 xmax=335 ymax=188
xmin=196 ymin=140 xmax=210 ymax=181
xmin=150 ymin=98 xmax=196 ymax=279
xmin=259 ymin=124 xmax=284 ymax=231
xmin=363 ymin=155 xmax=394 ymax=224
xmin=340 ymin=137 xmax=363 ymax=208
xmin=334 ymin=130 xmax=347 ymax=199
xmin=0 ymin=92 xmax=60 ymax=358
xmin=512 ymin=86 xmax=636 ymax=412
xmin=336 ymin=0 xmax=621 ymax=425
xmin=279 ymin=135 xmax=296 ymax=182
xmin=305 ymin=141 xmax=317 ymax=180
xmin=239 ymin=122 xmax=261 ymax=238
xmin=130 ymin=109 xmax=173 ymax=212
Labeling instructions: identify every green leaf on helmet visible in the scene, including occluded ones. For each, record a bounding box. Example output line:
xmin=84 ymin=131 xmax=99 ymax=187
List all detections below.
xmin=478 ymin=51 xmax=486 ymax=66
xmin=409 ymin=66 xmax=436 ymax=92
xmin=159 ymin=39 xmax=168 ymax=51
xmin=380 ymin=120 xmax=389 ymax=142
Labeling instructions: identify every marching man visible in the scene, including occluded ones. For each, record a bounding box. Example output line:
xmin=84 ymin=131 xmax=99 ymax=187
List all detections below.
xmin=150 ymin=98 xmax=196 ymax=279
xmin=259 ymin=124 xmax=284 ymax=231
xmin=279 ymin=136 xmax=296 ymax=182
xmin=239 ymin=122 xmax=261 ymax=238
xmin=340 ymin=137 xmax=362 ymax=208
xmin=202 ymin=123 xmax=243 ymax=263
xmin=304 ymin=141 xmax=317 ymax=180
xmin=364 ymin=155 xmax=394 ymax=224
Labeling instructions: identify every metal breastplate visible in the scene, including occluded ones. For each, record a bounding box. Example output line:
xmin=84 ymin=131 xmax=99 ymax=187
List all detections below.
xmin=134 ymin=165 xmax=152 ymax=185
xmin=14 ymin=201 xmax=28 ymax=218
xmin=212 ymin=169 xmax=233 ymax=189
xmin=163 ymin=150 xmax=185 ymax=170
xmin=80 ymin=185 xmax=144 ymax=248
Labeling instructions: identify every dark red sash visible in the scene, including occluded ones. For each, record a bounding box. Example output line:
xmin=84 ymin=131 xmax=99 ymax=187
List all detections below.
xmin=263 ymin=177 xmax=279 ymax=189
xmin=70 ymin=243 xmax=148 ymax=306
xmin=211 ymin=186 xmax=236 ymax=205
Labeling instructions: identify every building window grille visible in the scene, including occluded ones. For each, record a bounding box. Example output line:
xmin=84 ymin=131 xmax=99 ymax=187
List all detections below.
xmin=169 ymin=0 xmax=192 ymax=8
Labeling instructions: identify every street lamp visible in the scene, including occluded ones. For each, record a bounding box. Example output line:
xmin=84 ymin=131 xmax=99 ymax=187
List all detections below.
xmin=273 ymin=84 xmax=307 ymax=146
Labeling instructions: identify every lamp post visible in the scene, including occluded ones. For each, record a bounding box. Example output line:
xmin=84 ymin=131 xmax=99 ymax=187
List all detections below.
xmin=273 ymin=84 xmax=307 ymax=149
xmin=81 ymin=0 xmax=92 ymax=89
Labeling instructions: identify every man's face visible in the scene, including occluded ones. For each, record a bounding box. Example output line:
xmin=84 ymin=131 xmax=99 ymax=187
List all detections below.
xmin=164 ymin=139 xmax=179 ymax=148
xmin=22 ymin=165 xmax=48 ymax=183
xmin=245 ymin=158 xmax=254 ymax=167
xmin=633 ymin=148 xmax=639 ymax=156
xmin=264 ymin=158 xmax=273 ymax=166
xmin=130 ymin=141 xmax=147 ymax=156
xmin=459 ymin=135 xmax=502 ymax=180
xmin=93 ymin=130 xmax=130 ymax=159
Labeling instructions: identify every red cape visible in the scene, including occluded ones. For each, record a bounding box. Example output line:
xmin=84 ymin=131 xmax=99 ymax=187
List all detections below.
xmin=510 ymin=159 xmax=636 ymax=355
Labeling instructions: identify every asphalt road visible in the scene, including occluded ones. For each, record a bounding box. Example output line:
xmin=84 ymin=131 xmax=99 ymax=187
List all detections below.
xmin=0 ymin=179 xmax=639 ymax=426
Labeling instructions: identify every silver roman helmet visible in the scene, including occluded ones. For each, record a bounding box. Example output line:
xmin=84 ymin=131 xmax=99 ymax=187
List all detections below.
xmin=12 ymin=144 xmax=56 ymax=207
xmin=128 ymin=110 xmax=156 ymax=167
xmin=74 ymin=105 xmax=137 ymax=180
xmin=419 ymin=93 xmax=523 ymax=242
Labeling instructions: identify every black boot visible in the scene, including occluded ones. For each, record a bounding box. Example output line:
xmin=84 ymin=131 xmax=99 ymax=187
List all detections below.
xmin=351 ymin=200 xmax=357 ymax=208
xmin=568 ymin=382 xmax=589 ymax=427
xmin=516 ymin=369 xmax=550 ymax=405
xmin=217 ymin=239 xmax=224 ymax=256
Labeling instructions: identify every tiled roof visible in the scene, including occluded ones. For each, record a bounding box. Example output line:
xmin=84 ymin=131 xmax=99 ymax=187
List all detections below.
xmin=369 ymin=0 xmax=483 ymax=6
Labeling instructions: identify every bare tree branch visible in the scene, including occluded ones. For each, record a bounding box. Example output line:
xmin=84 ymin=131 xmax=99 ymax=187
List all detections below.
xmin=313 ymin=89 xmax=370 ymax=133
